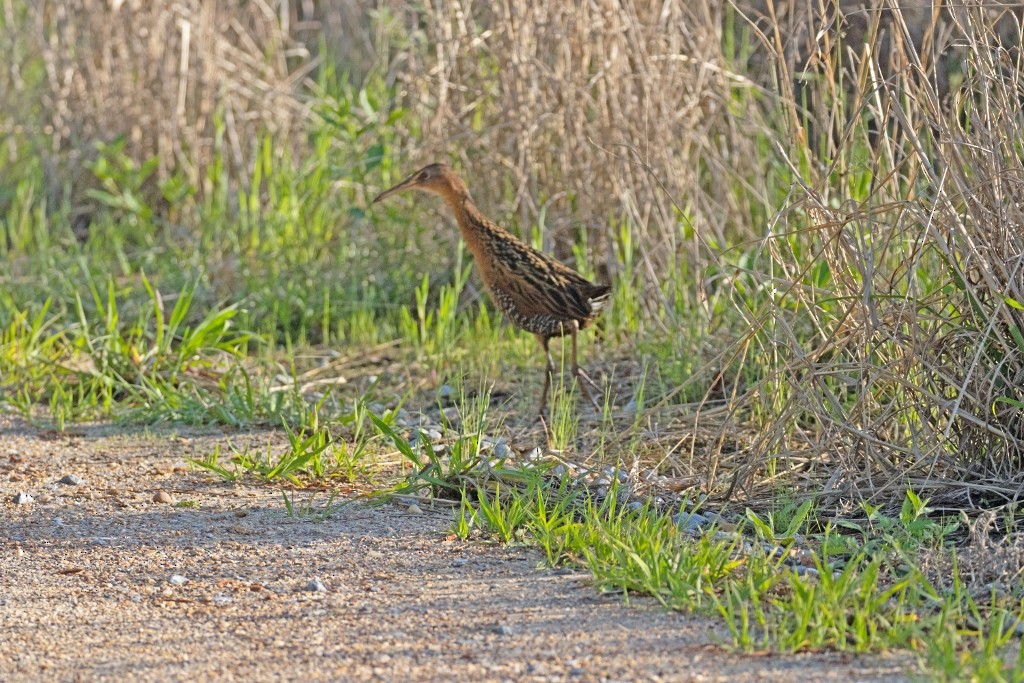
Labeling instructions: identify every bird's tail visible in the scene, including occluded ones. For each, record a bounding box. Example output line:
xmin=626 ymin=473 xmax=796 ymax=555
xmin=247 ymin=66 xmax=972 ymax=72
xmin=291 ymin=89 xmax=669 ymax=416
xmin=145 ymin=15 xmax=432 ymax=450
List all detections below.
xmin=587 ymin=284 xmax=612 ymax=312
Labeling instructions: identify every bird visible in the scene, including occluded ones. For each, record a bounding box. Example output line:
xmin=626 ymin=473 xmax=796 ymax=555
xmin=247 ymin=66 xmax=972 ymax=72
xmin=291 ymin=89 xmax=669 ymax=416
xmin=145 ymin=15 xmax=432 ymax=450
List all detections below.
xmin=372 ymin=163 xmax=611 ymax=415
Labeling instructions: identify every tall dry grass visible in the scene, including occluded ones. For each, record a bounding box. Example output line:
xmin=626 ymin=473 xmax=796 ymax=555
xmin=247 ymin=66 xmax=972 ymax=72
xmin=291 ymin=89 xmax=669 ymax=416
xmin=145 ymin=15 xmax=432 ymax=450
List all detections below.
xmin=3 ymin=0 xmax=1023 ymax=509
xmin=393 ymin=0 xmax=1024 ymax=507
xmin=729 ymin=3 xmax=1024 ymax=508
xmin=387 ymin=0 xmax=768 ymax=296
xmin=0 ymin=0 xmax=316 ymax=204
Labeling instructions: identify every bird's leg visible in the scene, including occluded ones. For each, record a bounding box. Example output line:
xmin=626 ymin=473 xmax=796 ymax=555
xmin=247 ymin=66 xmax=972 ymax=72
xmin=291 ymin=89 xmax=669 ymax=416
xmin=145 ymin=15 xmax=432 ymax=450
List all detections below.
xmin=537 ymin=334 xmax=555 ymax=418
xmin=570 ymin=323 xmax=602 ymax=411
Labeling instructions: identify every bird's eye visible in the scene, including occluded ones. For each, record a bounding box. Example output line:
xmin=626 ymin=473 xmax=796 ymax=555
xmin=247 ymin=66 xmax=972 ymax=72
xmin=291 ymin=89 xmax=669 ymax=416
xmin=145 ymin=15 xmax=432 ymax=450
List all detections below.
xmin=418 ymin=172 xmax=429 ymax=181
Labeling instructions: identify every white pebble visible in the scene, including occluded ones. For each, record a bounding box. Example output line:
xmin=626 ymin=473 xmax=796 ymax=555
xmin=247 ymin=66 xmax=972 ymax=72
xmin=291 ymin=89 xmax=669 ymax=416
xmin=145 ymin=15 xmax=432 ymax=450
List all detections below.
xmin=305 ymin=578 xmax=328 ymax=593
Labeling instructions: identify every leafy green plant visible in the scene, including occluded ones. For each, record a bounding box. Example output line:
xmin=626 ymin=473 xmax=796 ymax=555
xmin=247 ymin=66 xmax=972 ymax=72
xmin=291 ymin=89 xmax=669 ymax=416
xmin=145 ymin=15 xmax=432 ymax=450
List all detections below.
xmin=399 ymin=242 xmax=473 ymax=362
xmin=188 ymin=421 xmax=365 ymax=486
xmin=475 ymin=483 xmax=531 ymax=543
xmin=453 ymin=490 xmax=479 ymax=540
xmin=187 ymin=444 xmax=242 ymax=482
xmin=282 ymin=490 xmax=345 ymax=521
xmin=854 ymin=491 xmax=960 ymax=553
xmin=85 ymin=137 xmax=159 ymax=232
xmin=744 ymin=499 xmax=813 ymax=544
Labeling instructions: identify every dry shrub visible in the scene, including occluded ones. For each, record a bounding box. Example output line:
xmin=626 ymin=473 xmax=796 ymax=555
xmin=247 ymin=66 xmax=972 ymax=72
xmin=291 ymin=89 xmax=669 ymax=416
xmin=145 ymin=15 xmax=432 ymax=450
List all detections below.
xmin=388 ymin=1 xmax=1024 ymax=508
xmin=726 ymin=3 xmax=1024 ymax=509
xmin=2 ymin=0 xmax=315 ymax=202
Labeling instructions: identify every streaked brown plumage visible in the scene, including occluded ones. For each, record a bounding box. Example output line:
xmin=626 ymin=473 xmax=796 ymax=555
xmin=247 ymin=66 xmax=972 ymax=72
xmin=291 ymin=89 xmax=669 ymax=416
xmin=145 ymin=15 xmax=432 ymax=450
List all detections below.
xmin=372 ymin=163 xmax=610 ymax=414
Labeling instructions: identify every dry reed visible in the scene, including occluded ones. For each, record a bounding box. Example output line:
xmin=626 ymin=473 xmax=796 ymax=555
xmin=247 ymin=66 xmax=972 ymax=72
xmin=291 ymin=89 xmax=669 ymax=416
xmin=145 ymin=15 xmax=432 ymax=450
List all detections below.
xmin=4 ymin=0 xmax=1024 ymax=510
xmin=394 ymin=0 xmax=1024 ymax=508
xmin=1 ymin=0 xmax=317 ymax=203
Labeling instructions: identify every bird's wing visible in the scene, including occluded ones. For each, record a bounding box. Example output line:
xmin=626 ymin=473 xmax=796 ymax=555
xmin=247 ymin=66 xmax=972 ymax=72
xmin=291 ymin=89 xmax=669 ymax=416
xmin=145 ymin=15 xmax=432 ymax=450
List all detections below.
xmin=487 ymin=239 xmax=601 ymax=322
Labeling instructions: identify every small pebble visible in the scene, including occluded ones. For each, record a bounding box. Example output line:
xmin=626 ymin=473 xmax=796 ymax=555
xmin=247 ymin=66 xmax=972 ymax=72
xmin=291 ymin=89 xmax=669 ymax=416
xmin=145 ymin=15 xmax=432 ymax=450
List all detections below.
xmin=153 ymin=491 xmax=174 ymax=504
xmin=793 ymin=565 xmax=819 ymax=578
xmin=12 ymin=492 xmax=33 ymax=505
xmin=602 ymin=466 xmax=628 ymax=483
xmin=492 ymin=624 xmax=514 ymax=636
xmin=212 ymin=594 xmax=234 ymax=606
xmin=790 ymin=548 xmax=815 ymax=567
xmin=673 ymin=511 xmax=711 ymax=532
xmin=406 ymin=504 xmax=423 ymax=515
xmin=36 ymin=494 xmax=52 ymax=504
xmin=627 ymin=501 xmax=646 ymax=512
xmin=492 ymin=443 xmax=512 ymax=459
xmin=305 ymin=578 xmax=327 ymax=593
xmin=439 ymin=384 xmax=456 ymax=400
xmin=169 ymin=574 xmax=188 ymax=585
xmin=525 ymin=447 xmax=543 ymax=461
xmin=58 ymin=474 xmax=82 ymax=486
xmin=452 ymin=557 xmax=469 ymax=567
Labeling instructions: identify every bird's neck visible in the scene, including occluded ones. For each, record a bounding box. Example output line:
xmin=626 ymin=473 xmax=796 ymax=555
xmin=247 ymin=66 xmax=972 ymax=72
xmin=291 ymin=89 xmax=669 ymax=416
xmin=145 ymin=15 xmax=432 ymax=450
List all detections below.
xmin=440 ymin=193 xmax=507 ymax=268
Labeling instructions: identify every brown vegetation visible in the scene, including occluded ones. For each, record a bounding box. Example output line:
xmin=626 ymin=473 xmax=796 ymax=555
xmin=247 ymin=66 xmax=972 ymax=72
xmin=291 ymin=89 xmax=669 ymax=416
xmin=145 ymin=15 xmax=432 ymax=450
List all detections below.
xmin=1 ymin=0 xmax=315 ymax=201
xmin=3 ymin=1 xmax=1024 ymax=509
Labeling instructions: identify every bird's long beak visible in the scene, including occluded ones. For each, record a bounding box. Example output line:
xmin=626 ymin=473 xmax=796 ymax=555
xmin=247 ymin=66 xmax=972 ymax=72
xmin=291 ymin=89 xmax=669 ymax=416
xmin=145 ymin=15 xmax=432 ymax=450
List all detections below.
xmin=372 ymin=175 xmax=419 ymax=204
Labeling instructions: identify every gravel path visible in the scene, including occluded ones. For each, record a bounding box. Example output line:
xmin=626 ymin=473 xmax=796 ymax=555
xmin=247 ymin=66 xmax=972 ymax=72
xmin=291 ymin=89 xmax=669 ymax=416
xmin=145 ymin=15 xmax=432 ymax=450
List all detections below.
xmin=0 ymin=419 xmax=910 ymax=682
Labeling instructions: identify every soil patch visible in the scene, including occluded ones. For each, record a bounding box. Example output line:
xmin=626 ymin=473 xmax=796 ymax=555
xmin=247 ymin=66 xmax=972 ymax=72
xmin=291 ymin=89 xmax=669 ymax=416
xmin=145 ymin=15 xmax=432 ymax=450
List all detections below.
xmin=0 ymin=418 xmax=910 ymax=681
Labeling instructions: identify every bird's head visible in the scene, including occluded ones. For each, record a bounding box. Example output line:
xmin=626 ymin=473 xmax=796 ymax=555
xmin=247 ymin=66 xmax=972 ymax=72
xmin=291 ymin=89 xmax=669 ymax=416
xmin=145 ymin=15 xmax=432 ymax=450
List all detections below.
xmin=372 ymin=163 xmax=468 ymax=204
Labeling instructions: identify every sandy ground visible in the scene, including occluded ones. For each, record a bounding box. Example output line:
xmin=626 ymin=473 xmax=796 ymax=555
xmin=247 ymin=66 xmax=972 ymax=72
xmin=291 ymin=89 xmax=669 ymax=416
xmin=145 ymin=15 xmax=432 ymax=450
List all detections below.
xmin=0 ymin=418 xmax=910 ymax=682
